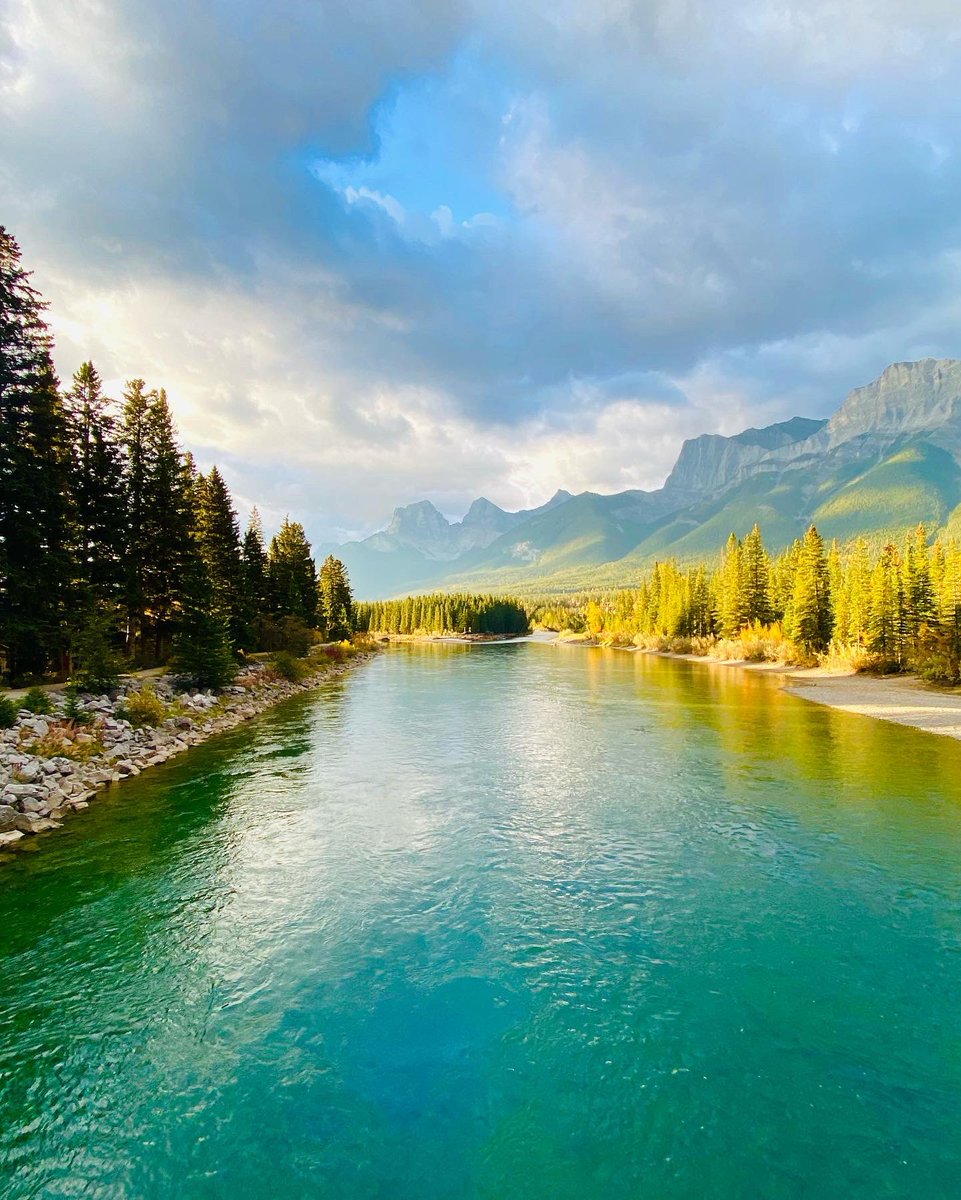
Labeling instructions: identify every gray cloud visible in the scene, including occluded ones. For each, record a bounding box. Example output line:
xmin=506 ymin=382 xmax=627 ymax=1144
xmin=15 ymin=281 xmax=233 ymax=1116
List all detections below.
xmin=4 ymin=0 xmax=961 ymax=536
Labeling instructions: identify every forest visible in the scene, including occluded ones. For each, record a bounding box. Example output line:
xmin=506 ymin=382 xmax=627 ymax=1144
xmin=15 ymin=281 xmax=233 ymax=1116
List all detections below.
xmin=533 ymin=522 xmax=961 ymax=681
xmin=0 ymin=227 xmax=355 ymax=687
xmin=355 ymin=593 xmax=530 ymax=637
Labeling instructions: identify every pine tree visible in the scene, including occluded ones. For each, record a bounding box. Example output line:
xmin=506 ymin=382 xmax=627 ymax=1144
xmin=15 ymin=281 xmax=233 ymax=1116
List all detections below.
xmin=868 ymin=543 xmax=904 ymax=662
xmin=64 ymin=361 xmax=127 ymax=613
xmin=718 ymin=533 xmax=746 ymax=637
xmin=241 ymin=507 xmax=269 ymax=647
xmin=317 ymin=554 xmax=354 ymax=640
xmin=787 ymin=525 xmax=832 ymax=653
xmin=140 ymin=389 xmax=193 ymax=661
xmin=742 ymin=524 xmax=772 ymax=625
xmin=845 ymin=539 xmax=872 ymax=645
xmin=0 ymin=227 xmax=73 ymax=681
xmin=121 ymin=378 xmax=152 ymax=654
xmin=267 ymin=517 xmax=317 ymax=624
xmin=194 ymin=466 xmax=244 ymax=645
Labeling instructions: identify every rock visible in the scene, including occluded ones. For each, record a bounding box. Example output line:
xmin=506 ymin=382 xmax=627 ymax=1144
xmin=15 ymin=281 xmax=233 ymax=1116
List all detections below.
xmin=0 ymin=830 xmax=24 ymax=848
xmin=15 ymin=759 xmax=41 ymax=783
xmin=0 ymin=805 xmax=17 ymax=831
xmin=14 ymin=812 xmax=59 ymax=834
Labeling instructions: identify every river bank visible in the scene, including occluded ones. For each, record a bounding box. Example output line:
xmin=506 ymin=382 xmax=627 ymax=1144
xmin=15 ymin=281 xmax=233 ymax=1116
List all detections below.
xmin=0 ymin=650 xmax=377 ymax=855
xmin=551 ymin=635 xmax=961 ymax=744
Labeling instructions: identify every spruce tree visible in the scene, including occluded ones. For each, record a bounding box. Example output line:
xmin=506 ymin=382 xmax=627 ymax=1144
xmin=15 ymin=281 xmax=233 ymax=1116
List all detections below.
xmin=121 ymin=378 xmax=152 ymax=654
xmin=318 ymin=554 xmax=354 ymax=640
xmin=241 ymin=507 xmax=269 ymax=645
xmin=718 ymin=533 xmax=747 ymax=637
xmin=868 ymin=543 xmax=904 ymax=663
xmin=64 ymin=360 xmax=127 ymax=612
xmin=0 ymin=227 xmax=72 ymax=681
xmin=267 ymin=517 xmax=317 ymax=624
xmin=787 ymin=525 xmax=832 ymax=653
xmin=194 ymin=466 xmax=244 ymax=645
xmin=140 ymin=389 xmax=193 ymax=661
xmin=742 ymin=524 xmax=772 ymax=625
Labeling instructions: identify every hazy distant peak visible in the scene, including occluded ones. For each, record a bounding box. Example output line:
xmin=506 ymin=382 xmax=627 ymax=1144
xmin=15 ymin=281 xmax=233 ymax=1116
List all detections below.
xmin=462 ymin=496 xmax=507 ymax=524
xmin=386 ymin=499 xmax=449 ymax=538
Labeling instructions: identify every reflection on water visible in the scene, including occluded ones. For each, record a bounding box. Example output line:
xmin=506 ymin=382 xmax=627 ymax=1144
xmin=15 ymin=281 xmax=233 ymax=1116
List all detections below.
xmin=1 ymin=644 xmax=961 ymax=1199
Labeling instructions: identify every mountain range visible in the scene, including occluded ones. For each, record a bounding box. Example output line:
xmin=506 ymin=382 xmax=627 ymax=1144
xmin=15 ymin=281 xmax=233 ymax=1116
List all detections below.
xmin=333 ymin=358 xmax=961 ymax=598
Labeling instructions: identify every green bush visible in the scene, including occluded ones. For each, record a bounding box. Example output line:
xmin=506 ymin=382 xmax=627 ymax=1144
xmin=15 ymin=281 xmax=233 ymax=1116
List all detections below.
xmin=71 ymin=615 xmax=123 ymax=693
xmin=62 ymin=684 xmax=93 ymax=725
xmin=255 ymin=614 xmax=316 ymax=656
xmin=117 ymin=686 xmax=168 ymax=728
xmin=23 ymin=686 xmax=53 ymax=715
xmin=0 ymin=695 xmax=17 ymax=728
xmin=170 ymin=609 xmax=237 ymax=691
xmin=270 ymin=651 xmax=310 ymax=682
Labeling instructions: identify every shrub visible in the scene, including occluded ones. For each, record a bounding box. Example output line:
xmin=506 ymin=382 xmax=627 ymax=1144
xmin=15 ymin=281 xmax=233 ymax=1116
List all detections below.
xmin=255 ymin=615 xmax=316 ymax=656
xmin=819 ymin=641 xmax=890 ymax=674
xmin=71 ymin=613 xmax=123 ymax=693
xmin=322 ymin=643 xmax=345 ymax=663
xmin=271 ymin=651 xmax=310 ymax=682
xmin=26 ymin=721 xmax=104 ymax=762
xmin=22 ymin=686 xmax=53 ymax=715
xmin=62 ymin=684 xmax=93 ymax=725
xmin=169 ymin=609 xmax=237 ymax=691
xmin=119 ymin=686 xmax=168 ymax=728
xmin=0 ymin=695 xmax=16 ymax=728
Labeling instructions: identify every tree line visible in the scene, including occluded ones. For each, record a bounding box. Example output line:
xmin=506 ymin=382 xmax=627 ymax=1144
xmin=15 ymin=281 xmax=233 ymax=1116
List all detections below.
xmin=535 ymin=522 xmax=961 ymax=681
xmin=0 ymin=226 xmax=355 ymax=686
xmin=356 ymin=593 xmax=530 ymax=636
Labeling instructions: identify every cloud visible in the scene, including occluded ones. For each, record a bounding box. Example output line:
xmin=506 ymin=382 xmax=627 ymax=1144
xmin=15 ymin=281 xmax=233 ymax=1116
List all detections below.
xmin=4 ymin=0 xmax=961 ymax=543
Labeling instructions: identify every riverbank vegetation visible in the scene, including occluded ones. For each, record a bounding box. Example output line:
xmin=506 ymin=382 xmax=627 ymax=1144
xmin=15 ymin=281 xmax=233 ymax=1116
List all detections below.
xmin=532 ymin=522 xmax=961 ymax=682
xmin=0 ymin=227 xmax=357 ymax=687
xmin=355 ymin=593 xmax=530 ymax=637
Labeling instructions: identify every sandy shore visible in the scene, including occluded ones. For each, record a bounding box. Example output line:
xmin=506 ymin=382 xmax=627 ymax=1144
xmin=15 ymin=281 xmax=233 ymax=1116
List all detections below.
xmin=552 ymin=634 xmax=961 ymax=743
xmin=775 ymin=667 xmax=961 ymax=740
xmin=672 ymin=651 xmax=961 ymax=742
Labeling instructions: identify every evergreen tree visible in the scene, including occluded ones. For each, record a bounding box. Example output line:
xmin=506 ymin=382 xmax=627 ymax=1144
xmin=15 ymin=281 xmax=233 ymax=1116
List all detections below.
xmin=787 ymin=525 xmax=832 ymax=653
xmin=121 ymin=378 xmax=152 ymax=654
xmin=64 ymin=360 xmax=127 ymax=612
xmin=267 ymin=517 xmax=317 ymax=624
xmin=868 ymin=543 xmax=904 ymax=662
xmin=194 ymin=465 xmax=244 ymax=645
xmin=742 ymin=523 xmax=772 ymax=625
xmin=241 ymin=507 xmax=269 ymax=647
xmin=169 ymin=602 xmax=236 ymax=690
xmin=901 ymin=523 xmax=936 ymax=644
xmin=317 ymin=554 xmax=354 ymax=640
xmin=717 ymin=533 xmax=747 ymax=637
xmin=0 ymin=227 xmax=72 ymax=681
xmin=140 ymin=389 xmax=193 ymax=660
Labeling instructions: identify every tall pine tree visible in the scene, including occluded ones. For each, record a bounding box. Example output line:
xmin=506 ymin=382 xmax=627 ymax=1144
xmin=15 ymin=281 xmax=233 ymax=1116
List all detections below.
xmin=0 ymin=228 xmax=72 ymax=681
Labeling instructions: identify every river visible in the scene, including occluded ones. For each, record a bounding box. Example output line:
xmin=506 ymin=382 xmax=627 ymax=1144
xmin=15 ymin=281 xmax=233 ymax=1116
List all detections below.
xmin=2 ymin=641 xmax=961 ymax=1198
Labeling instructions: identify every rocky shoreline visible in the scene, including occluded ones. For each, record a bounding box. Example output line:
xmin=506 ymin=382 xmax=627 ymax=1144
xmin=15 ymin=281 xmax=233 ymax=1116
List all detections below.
xmin=0 ymin=652 xmax=376 ymax=856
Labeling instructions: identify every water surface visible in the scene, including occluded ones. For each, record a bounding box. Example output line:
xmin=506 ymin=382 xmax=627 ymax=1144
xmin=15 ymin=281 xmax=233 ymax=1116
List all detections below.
xmin=2 ymin=643 xmax=961 ymax=1198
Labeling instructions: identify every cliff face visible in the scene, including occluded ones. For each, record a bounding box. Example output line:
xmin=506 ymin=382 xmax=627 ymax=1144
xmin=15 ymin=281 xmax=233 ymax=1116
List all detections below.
xmin=825 ymin=359 xmax=961 ymax=450
xmin=664 ymin=416 xmax=827 ymax=500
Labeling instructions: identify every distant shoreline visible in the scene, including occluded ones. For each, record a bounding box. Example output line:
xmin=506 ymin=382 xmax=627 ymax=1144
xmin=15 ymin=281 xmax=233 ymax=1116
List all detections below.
xmin=549 ymin=636 xmax=961 ymax=745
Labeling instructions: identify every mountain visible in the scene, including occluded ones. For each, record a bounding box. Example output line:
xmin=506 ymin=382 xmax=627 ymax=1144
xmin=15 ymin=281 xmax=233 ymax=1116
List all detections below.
xmin=333 ymin=359 xmax=961 ymax=597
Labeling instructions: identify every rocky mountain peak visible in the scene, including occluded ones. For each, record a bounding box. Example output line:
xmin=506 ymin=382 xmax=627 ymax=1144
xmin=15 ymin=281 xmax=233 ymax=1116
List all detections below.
xmin=827 ymin=358 xmax=961 ymax=448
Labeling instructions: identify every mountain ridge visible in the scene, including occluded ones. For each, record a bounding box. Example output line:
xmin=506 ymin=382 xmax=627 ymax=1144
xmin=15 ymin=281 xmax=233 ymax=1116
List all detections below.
xmin=332 ymin=359 xmax=961 ymax=597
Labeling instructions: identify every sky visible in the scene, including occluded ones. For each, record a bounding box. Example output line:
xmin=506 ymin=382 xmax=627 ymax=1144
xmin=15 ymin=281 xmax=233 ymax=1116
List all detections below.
xmin=3 ymin=1 xmax=961 ymax=546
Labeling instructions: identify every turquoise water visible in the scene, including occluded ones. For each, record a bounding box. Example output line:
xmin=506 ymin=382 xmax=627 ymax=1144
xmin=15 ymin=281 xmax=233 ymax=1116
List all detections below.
xmin=2 ymin=642 xmax=961 ymax=1198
